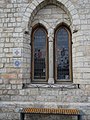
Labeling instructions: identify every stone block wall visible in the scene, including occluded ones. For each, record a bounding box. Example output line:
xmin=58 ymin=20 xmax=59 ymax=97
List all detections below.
xmin=0 ymin=0 xmax=90 ymax=120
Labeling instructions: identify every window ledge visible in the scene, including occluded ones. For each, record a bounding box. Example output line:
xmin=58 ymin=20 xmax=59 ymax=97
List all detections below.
xmin=22 ymin=83 xmax=80 ymax=90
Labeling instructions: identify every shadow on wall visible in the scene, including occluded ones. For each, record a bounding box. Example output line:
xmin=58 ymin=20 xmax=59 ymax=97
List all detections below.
xmin=26 ymin=114 xmax=77 ymax=120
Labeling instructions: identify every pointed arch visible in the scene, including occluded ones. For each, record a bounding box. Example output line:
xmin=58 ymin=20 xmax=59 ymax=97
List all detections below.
xmin=22 ymin=0 xmax=80 ymax=31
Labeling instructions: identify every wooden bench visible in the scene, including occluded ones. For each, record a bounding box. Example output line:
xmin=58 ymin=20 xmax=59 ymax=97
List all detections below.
xmin=20 ymin=108 xmax=82 ymax=120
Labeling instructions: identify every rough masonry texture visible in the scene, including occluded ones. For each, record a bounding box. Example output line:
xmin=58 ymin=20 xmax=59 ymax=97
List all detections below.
xmin=0 ymin=0 xmax=90 ymax=120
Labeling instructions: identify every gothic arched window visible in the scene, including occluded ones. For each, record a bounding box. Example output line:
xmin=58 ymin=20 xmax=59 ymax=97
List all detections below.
xmin=54 ymin=26 xmax=72 ymax=82
xmin=31 ymin=26 xmax=48 ymax=83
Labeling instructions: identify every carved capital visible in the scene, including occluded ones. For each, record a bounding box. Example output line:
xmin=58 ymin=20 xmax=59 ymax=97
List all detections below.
xmin=48 ymin=28 xmax=54 ymax=37
xmin=48 ymin=36 xmax=53 ymax=42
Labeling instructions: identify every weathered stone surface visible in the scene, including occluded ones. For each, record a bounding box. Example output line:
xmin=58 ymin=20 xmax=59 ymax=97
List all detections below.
xmin=0 ymin=0 xmax=90 ymax=120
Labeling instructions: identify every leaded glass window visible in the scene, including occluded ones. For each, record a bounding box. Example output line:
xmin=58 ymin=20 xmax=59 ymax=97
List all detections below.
xmin=55 ymin=26 xmax=72 ymax=81
xmin=31 ymin=27 xmax=48 ymax=82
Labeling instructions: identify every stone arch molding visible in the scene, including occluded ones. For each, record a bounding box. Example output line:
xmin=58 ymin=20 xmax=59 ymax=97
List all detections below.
xmin=22 ymin=0 xmax=87 ymax=85
xmin=31 ymin=19 xmax=51 ymax=30
xmin=22 ymin=0 xmax=80 ymax=32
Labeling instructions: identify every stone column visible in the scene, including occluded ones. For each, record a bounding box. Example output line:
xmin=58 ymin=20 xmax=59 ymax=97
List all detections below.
xmin=23 ymin=27 xmax=32 ymax=84
xmin=29 ymin=28 xmax=32 ymax=84
xmin=48 ymin=29 xmax=54 ymax=84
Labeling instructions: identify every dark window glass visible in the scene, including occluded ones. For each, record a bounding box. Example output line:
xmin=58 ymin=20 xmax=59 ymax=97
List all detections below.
xmin=56 ymin=28 xmax=70 ymax=80
xmin=34 ymin=28 xmax=46 ymax=79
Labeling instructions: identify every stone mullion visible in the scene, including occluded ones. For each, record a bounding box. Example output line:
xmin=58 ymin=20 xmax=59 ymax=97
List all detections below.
xmin=48 ymin=29 xmax=54 ymax=84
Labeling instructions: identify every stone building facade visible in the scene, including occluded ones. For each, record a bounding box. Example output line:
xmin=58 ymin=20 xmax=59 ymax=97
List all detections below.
xmin=0 ymin=0 xmax=90 ymax=120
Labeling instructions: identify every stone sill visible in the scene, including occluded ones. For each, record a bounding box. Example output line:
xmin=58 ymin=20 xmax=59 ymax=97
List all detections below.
xmin=22 ymin=83 xmax=80 ymax=90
